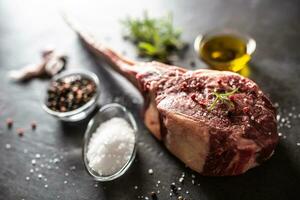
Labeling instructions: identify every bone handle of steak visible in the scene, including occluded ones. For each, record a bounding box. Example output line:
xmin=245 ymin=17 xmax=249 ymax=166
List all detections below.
xmin=64 ymin=16 xmax=140 ymax=87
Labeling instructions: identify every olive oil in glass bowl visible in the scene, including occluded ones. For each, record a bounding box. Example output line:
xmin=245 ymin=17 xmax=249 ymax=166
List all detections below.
xmin=194 ymin=30 xmax=256 ymax=72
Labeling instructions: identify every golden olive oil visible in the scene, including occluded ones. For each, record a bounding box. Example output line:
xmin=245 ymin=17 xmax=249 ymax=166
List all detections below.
xmin=200 ymin=35 xmax=250 ymax=72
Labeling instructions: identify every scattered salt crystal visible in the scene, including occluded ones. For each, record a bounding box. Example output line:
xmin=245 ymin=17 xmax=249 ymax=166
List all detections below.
xmin=283 ymin=135 xmax=287 ymax=139
xmin=148 ymin=169 xmax=153 ymax=175
xmin=134 ymin=185 xmax=138 ymax=190
xmin=31 ymin=159 xmax=36 ymax=165
xmin=5 ymin=144 xmax=11 ymax=149
xmin=65 ymin=172 xmax=69 ymax=177
xmin=44 ymin=184 xmax=48 ymax=188
xmin=30 ymin=169 xmax=34 ymax=173
xmin=53 ymin=158 xmax=60 ymax=163
xmin=38 ymin=174 xmax=43 ymax=179
xmin=296 ymin=143 xmax=300 ymax=146
xmin=276 ymin=115 xmax=280 ymax=121
xmin=35 ymin=154 xmax=41 ymax=159
xmin=70 ymin=166 xmax=76 ymax=170
xmin=87 ymin=118 xmax=135 ymax=176
xmin=64 ymin=180 xmax=68 ymax=184
xmin=94 ymin=183 xmax=98 ymax=188
xmin=293 ymin=115 xmax=297 ymax=119
xmin=25 ymin=176 xmax=30 ymax=181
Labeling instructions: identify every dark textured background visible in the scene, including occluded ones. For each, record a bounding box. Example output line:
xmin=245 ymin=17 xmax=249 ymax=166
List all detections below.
xmin=1 ymin=0 xmax=300 ymax=199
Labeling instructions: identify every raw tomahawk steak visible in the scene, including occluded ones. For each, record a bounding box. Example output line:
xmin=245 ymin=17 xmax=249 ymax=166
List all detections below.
xmin=68 ymin=22 xmax=279 ymax=176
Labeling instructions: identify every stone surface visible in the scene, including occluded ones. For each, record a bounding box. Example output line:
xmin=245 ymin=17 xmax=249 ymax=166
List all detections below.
xmin=0 ymin=0 xmax=300 ymax=199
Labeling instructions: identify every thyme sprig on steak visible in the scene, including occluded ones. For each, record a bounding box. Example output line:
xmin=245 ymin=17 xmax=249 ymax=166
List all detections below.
xmin=208 ymin=88 xmax=239 ymax=111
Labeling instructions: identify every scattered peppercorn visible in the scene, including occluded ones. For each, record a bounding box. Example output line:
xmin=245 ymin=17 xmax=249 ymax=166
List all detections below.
xmin=150 ymin=191 xmax=158 ymax=200
xmin=31 ymin=121 xmax=37 ymax=130
xmin=46 ymin=75 xmax=96 ymax=112
xmin=17 ymin=128 xmax=24 ymax=137
xmin=190 ymin=61 xmax=196 ymax=68
xmin=6 ymin=118 xmax=13 ymax=128
xmin=170 ymin=183 xmax=178 ymax=195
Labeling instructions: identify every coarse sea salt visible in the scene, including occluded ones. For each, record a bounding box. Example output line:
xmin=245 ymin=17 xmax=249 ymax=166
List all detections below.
xmin=87 ymin=117 xmax=135 ymax=176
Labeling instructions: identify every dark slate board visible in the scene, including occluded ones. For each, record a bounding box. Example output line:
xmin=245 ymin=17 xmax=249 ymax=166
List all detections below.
xmin=1 ymin=0 xmax=300 ymax=199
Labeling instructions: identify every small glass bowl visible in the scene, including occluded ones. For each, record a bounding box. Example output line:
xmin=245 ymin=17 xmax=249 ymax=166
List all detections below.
xmin=194 ymin=29 xmax=256 ymax=72
xmin=82 ymin=103 xmax=138 ymax=181
xmin=42 ymin=69 xmax=100 ymax=122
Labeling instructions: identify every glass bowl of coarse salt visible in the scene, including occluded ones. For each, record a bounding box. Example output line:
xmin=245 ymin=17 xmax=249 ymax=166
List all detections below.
xmin=83 ymin=103 xmax=137 ymax=181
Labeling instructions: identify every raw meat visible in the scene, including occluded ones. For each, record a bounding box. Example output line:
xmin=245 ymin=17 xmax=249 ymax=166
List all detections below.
xmin=67 ymin=20 xmax=279 ymax=176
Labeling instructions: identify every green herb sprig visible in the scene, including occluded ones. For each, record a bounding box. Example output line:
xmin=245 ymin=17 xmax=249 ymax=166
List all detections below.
xmin=208 ymin=88 xmax=239 ymax=111
xmin=122 ymin=12 xmax=185 ymax=63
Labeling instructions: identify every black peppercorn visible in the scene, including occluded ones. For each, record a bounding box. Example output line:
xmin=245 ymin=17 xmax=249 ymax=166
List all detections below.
xmin=170 ymin=183 xmax=178 ymax=195
xmin=150 ymin=191 xmax=158 ymax=200
xmin=46 ymin=75 xmax=96 ymax=112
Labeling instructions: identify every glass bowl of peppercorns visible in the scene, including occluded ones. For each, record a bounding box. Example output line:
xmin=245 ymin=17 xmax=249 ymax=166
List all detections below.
xmin=42 ymin=69 xmax=100 ymax=122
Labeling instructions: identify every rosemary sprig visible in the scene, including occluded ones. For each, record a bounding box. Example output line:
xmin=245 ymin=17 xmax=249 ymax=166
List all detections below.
xmin=208 ymin=88 xmax=239 ymax=111
xmin=121 ymin=12 xmax=185 ymax=63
